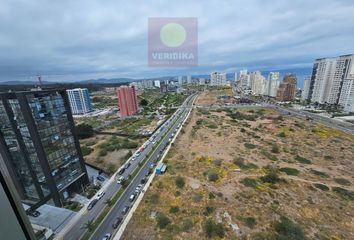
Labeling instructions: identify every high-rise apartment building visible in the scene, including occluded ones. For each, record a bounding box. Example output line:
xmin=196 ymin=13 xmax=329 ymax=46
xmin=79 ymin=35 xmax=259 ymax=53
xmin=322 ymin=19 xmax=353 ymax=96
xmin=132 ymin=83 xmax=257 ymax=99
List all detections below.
xmin=210 ymin=72 xmax=227 ymax=86
xmin=250 ymin=71 xmax=265 ymax=95
xmin=66 ymin=88 xmax=93 ymax=115
xmin=177 ymin=76 xmax=183 ymax=85
xmin=301 ymin=76 xmax=311 ymax=101
xmin=116 ymin=85 xmax=139 ymax=117
xmin=239 ymin=69 xmax=250 ymax=90
xmin=266 ymin=72 xmax=280 ymax=97
xmin=276 ymin=74 xmax=297 ymax=101
xmin=307 ymin=54 xmax=354 ymax=104
xmin=187 ymin=75 xmax=192 ymax=85
xmin=154 ymin=80 xmax=161 ymax=88
xmin=199 ymin=78 xmax=206 ymax=85
xmin=339 ymin=77 xmax=354 ymax=112
xmin=0 ymin=90 xmax=89 ymax=209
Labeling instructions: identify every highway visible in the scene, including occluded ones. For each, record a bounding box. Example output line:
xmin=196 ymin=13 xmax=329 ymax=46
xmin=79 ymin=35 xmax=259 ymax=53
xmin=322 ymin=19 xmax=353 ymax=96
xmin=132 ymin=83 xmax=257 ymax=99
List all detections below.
xmin=89 ymin=93 xmax=196 ymax=240
xmin=58 ymin=93 xmax=196 ymax=240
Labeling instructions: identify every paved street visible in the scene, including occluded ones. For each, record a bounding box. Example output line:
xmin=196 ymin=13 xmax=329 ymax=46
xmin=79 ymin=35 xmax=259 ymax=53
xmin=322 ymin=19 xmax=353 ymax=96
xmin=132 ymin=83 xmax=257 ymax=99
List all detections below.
xmin=57 ymin=94 xmax=196 ymax=240
xmin=89 ymin=94 xmax=197 ymax=240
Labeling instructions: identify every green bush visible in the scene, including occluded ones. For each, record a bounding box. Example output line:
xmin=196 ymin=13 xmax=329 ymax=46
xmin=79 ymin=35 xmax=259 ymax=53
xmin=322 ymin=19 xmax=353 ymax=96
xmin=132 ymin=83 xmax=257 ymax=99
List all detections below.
xmin=324 ymin=155 xmax=333 ymax=161
xmin=81 ymin=146 xmax=93 ymax=156
xmin=156 ymin=212 xmax=171 ymax=229
xmin=310 ymin=169 xmax=329 ymax=178
xmin=203 ymin=206 xmax=215 ymax=216
xmin=334 ymin=178 xmax=351 ymax=186
xmin=207 ymin=170 xmax=219 ymax=182
xmin=244 ymin=217 xmax=257 ymax=228
xmin=260 ymin=170 xmax=280 ymax=184
xmin=244 ymin=143 xmax=256 ymax=149
xmin=294 ymin=155 xmax=312 ymax=164
xmin=207 ymin=124 xmax=218 ymax=129
xmin=280 ymin=168 xmax=299 ymax=176
xmin=181 ymin=219 xmax=193 ymax=232
xmin=240 ymin=177 xmax=258 ymax=188
xmin=271 ymin=145 xmax=280 ymax=154
xmin=175 ymin=176 xmax=185 ymax=188
xmin=98 ymin=149 xmax=107 ymax=157
xmin=274 ymin=217 xmax=306 ymax=240
xmin=332 ymin=187 xmax=354 ymax=200
xmin=169 ymin=206 xmax=180 ymax=214
xmin=314 ymin=183 xmax=329 ymax=191
xmin=278 ymin=132 xmax=286 ymax=138
xmin=204 ymin=219 xmax=225 ymax=238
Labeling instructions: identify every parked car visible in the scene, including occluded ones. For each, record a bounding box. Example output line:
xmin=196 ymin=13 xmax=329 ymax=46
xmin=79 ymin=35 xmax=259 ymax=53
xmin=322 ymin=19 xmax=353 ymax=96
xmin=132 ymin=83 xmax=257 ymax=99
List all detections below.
xmin=96 ymin=191 xmax=105 ymax=200
xmin=101 ymin=233 xmax=111 ymax=240
xmin=27 ymin=210 xmax=40 ymax=217
xmin=96 ymin=175 xmax=105 ymax=181
xmin=112 ymin=217 xmax=123 ymax=229
xmin=124 ymin=162 xmax=131 ymax=170
xmin=140 ymin=177 xmax=146 ymax=184
xmin=129 ymin=193 xmax=136 ymax=202
xmin=121 ymin=206 xmax=130 ymax=215
xmin=87 ymin=199 xmax=99 ymax=210
xmin=118 ymin=168 xmax=125 ymax=175
xmin=117 ymin=176 xmax=125 ymax=184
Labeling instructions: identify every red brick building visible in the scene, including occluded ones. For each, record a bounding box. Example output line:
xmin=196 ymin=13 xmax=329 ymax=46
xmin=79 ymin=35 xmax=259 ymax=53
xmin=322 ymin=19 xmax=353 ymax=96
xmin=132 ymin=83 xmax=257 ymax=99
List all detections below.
xmin=116 ymin=85 xmax=139 ymax=117
xmin=276 ymin=74 xmax=297 ymax=102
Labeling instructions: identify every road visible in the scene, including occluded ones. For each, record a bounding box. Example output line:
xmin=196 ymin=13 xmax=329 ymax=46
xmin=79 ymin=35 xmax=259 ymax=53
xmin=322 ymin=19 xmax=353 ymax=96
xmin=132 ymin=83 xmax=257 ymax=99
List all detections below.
xmin=89 ymin=93 xmax=197 ymax=240
xmin=58 ymin=93 xmax=196 ymax=240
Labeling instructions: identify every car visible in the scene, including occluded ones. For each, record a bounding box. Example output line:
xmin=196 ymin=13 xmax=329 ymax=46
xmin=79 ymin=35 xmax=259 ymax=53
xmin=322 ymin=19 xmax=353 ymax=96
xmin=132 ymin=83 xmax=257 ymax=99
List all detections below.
xmin=124 ymin=162 xmax=131 ymax=170
xmin=96 ymin=175 xmax=105 ymax=181
xmin=96 ymin=191 xmax=105 ymax=200
xmin=150 ymin=163 xmax=155 ymax=169
xmin=121 ymin=206 xmax=130 ymax=215
xmin=140 ymin=178 xmax=146 ymax=184
xmin=101 ymin=233 xmax=111 ymax=240
xmin=27 ymin=210 xmax=40 ymax=217
xmin=151 ymin=141 xmax=156 ymax=145
xmin=112 ymin=217 xmax=123 ymax=229
xmin=131 ymin=156 xmax=136 ymax=161
xmin=117 ymin=176 xmax=125 ymax=184
xmin=87 ymin=199 xmax=99 ymax=210
xmin=118 ymin=168 xmax=125 ymax=175
xmin=129 ymin=193 xmax=136 ymax=202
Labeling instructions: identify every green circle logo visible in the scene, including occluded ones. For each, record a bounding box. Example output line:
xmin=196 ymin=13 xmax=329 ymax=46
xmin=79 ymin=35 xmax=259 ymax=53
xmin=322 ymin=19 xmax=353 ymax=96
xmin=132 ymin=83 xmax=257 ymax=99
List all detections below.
xmin=160 ymin=23 xmax=186 ymax=48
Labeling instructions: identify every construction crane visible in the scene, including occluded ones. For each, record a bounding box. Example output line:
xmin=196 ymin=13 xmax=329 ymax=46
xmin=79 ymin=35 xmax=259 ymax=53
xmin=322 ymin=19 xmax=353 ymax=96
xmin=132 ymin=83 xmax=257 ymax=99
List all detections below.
xmin=37 ymin=74 xmax=43 ymax=86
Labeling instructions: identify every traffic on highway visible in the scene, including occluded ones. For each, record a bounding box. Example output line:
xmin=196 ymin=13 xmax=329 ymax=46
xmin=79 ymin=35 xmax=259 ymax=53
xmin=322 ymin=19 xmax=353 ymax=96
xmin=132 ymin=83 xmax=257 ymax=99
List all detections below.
xmin=59 ymin=93 xmax=196 ymax=240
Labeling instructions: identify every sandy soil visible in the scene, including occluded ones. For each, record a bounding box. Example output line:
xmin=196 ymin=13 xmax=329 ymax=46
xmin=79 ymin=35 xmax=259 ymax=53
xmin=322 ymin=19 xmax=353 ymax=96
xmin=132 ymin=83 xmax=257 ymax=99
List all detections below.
xmin=122 ymin=91 xmax=354 ymax=240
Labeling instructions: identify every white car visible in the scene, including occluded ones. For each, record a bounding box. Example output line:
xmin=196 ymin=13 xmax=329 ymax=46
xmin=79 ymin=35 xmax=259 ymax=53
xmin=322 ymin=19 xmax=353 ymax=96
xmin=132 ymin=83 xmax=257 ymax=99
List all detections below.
xmin=117 ymin=176 xmax=125 ymax=184
xmin=129 ymin=193 xmax=136 ymax=202
xmin=97 ymin=191 xmax=105 ymax=200
xmin=152 ymin=141 xmax=156 ymax=145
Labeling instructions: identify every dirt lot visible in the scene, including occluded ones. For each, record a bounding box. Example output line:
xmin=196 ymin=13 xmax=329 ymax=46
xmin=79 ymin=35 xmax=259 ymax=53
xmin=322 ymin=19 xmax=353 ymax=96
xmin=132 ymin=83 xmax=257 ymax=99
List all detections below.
xmin=195 ymin=88 xmax=233 ymax=107
xmin=122 ymin=91 xmax=354 ymax=240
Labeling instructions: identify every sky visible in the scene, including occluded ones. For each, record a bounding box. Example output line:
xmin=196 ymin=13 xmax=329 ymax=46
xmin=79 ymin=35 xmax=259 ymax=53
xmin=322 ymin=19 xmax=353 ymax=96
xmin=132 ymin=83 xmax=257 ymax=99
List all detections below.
xmin=1 ymin=0 xmax=354 ymax=85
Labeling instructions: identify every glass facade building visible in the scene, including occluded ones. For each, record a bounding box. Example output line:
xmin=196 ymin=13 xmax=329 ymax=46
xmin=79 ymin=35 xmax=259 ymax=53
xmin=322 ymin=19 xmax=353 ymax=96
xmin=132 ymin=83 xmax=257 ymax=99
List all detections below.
xmin=0 ymin=90 xmax=89 ymax=209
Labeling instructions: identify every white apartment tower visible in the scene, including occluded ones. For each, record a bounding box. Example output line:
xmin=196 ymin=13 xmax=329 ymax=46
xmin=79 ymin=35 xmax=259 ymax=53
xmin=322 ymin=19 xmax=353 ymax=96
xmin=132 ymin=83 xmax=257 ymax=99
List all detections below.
xmin=266 ymin=72 xmax=280 ymax=97
xmin=187 ymin=75 xmax=192 ymax=85
xmin=210 ymin=72 xmax=227 ymax=86
xmin=308 ymin=54 xmax=354 ymax=105
xmin=178 ymin=76 xmax=183 ymax=85
xmin=338 ymin=58 xmax=354 ymax=112
xmin=250 ymin=71 xmax=265 ymax=95
xmin=301 ymin=76 xmax=311 ymax=101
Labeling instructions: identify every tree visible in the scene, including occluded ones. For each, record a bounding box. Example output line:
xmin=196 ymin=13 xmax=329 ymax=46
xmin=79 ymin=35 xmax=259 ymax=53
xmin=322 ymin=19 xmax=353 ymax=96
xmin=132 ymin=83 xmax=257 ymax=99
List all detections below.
xmin=75 ymin=123 xmax=94 ymax=139
xmin=140 ymin=99 xmax=148 ymax=106
xmin=175 ymin=176 xmax=185 ymax=188
xmin=104 ymin=198 xmax=112 ymax=206
xmin=83 ymin=220 xmax=95 ymax=232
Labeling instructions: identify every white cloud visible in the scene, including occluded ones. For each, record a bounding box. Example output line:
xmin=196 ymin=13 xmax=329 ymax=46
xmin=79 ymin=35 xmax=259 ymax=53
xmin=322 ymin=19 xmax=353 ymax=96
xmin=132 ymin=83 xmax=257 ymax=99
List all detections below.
xmin=0 ymin=0 xmax=353 ymax=81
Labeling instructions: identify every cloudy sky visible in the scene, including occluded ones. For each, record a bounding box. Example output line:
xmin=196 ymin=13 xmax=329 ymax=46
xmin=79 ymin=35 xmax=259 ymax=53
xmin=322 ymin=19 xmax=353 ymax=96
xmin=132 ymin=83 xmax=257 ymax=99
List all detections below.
xmin=1 ymin=0 xmax=354 ymax=83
